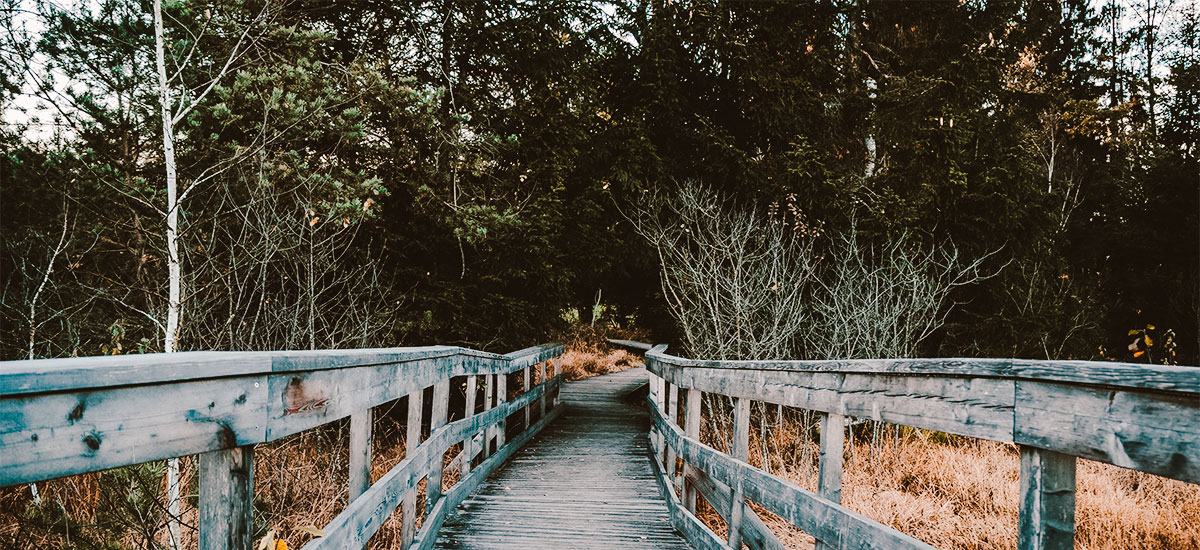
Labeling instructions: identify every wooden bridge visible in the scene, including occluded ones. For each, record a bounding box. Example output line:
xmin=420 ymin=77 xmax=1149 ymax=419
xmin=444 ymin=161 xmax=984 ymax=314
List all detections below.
xmin=1 ymin=341 xmax=1197 ymax=550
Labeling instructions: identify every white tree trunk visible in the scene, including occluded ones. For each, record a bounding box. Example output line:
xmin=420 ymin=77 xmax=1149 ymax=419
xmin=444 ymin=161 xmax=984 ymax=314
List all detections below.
xmin=154 ymin=2 xmax=183 ymax=549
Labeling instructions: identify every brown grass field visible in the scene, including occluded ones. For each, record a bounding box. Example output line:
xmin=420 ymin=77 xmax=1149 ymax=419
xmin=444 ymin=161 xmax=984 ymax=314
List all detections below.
xmin=2 ymin=331 xmax=1197 ymax=549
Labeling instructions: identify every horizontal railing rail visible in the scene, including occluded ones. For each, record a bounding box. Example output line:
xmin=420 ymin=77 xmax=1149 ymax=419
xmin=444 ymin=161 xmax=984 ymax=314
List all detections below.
xmin=613 ymin=340 xmax=1200 ymax=550
xmin=0 ymin=343 xmax=567 ymax=550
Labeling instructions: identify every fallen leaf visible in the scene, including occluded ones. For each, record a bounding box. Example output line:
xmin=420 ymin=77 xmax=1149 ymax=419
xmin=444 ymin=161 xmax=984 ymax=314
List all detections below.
xmin=295 ymin=525 xmax=325 ymax=537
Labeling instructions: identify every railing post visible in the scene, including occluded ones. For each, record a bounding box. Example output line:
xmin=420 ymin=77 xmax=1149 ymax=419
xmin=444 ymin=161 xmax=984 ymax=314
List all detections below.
xmin=667 ymin=383 xmax=679 ymax=488
xmin=484 ymin=374 xmax=497 ymax=457
xmin=1019 ymin=445 xmax=1077 ymax=550
xmin=198 ymin=446 xmax=254 ymax=550
xmin=728 ymin=396 xmax=751 ymax=548
xmin=401 ymin=388 xmax=423 ymax=548
xmin=426 ymin=380 xmax=450 ymax=515
xmin=349 ymin=409 xmax=372 ymax=500
xmin=538 ymin=361 xmax=547 ymax=418
xmin=463 ymin=374 xmax=477 ymax=474
xmin=683 ymin=388 xmax=702 ymax=513
xmin=815 ymin=412 xmax=845 ymax=550
xmin=523 ymin=365 xmax=532 ymax=429
xmin=497 ymin=371 xmax=508 ymax=449
xmin=552 ymin=357 xmax=562 ymax=407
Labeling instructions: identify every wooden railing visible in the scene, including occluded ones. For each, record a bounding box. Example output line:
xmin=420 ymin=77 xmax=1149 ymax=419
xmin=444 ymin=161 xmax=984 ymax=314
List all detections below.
xmin=623 ymin=341 xmax=1200 ymax=550
xmin=0 ymin=343 xmax=566 ymax=550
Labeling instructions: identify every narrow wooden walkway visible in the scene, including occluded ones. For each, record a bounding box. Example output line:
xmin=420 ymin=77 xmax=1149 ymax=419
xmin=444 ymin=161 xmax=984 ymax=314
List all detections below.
xmin=434 ymin=367 xmax=692 ymax=549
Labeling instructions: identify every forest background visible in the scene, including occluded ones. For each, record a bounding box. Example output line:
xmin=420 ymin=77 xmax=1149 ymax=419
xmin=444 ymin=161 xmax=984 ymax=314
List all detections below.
xmin=1 ymin=0 xmax=1198 ymax=366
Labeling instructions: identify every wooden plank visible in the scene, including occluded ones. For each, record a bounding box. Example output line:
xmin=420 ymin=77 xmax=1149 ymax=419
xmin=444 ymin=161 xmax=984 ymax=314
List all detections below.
xmin=684 ymin=387 xmax=702 ymax=513
xmin=523 ymin=366 xmax=532 ymax=429
xmin=648 ymin=430 xmax=734 ymax=550
xmin=728 ymin=396 xmax=750 ymax=549
xmin=1014 ymin=380 xmax=1200 ymax=484
xmin=427 ymin=380 xmax=450 ymax=516
xmin=496 ymin=371 xmax=508 ymax=449
xmin=538 ymin=361 xmax=547 ymax=418
xmin=198 ymin=445 xmax=254 ymax=550
xmin=349 ymin=410 xmax=372 ymax=501
xmin=652 ymin=360 xmax=1016 ymax=443
xmin=303 ymin=377 xmax=560 ymax=550
xmin=1018 ymin=446 xmax=1076 ymax=550
xmin=401 ymin=388 xmax=424 ymax=548
xmin=651 ymin=401 xmax=935 ymax=550
xmin=686 ymin=468 xmax=787 ymax=550
xmin=411 ymin=404 xmax=564 ymax=550
xmin=816 ymin=412 xmax=845 ymax=550
xmin=644 ymin=347 xmax=1200 ymax=394
xmin=668 ymin=383 xmax=680 ymax=489
xmin=0 ymin=375 xmax=269 ymax=486
xmin=462 ymin=375 xmax=477 ymax=475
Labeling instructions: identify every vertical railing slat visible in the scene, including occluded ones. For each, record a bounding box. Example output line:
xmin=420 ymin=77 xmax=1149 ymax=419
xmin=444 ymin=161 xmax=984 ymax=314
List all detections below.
xmin=538 ymin=361 xmax=548 ymax=418
xmin=463 ymin=374 xmax=477 ymax=474
xmin=426 ymin=380 xmax=450 ymax=515
xmin=497 ymin=371 xmax=508 ymax=449
xmin=1019 ymin=445 xmax=1077 ymax=550
xmin=728 ymin=396 xmax=750 ymax=549
xmin=199 ymin=446 xmax=254 ymax=550
xmin=683 ymin=388 xmax=702 ymax=513
xmin=401 ymin=388 xmax=424 ymax=548
xmin=349 ymin=409 xmax=373 ymax=501
xmin=815 ymin=412 xmax=845 ymax=550
xmin=523 ymin=366 xmax=532 ymax=429
xmin=667 ymin=383 xmax=679 ymax=489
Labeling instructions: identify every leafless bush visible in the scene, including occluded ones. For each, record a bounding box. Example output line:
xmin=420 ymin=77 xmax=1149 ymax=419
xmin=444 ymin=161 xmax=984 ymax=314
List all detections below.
xmin=629 ymin=182 xmax=819 ymax=360
xmin=807 ymin=223 xmax=996 ymax=360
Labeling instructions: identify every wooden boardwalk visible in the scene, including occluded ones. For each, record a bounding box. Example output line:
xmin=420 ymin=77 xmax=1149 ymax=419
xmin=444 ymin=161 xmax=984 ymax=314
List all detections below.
xmin=434 ymin=368 xmax=692 ymax=549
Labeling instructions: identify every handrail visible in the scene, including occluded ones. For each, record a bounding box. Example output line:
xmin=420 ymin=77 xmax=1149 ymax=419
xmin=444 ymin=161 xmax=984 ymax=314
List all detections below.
xmin=618 ymin=340 xmax=1200 ymax=550
xmin=0 ymin=343 xmax=567 ymax=550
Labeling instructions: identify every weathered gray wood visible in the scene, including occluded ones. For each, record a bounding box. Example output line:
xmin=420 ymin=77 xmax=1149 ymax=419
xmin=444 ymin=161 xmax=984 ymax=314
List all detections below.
xmin=668 ymin=382 xmax=680 ymax=489
xmin=349 ymin=410 xmax=372 ymax=501
xmin=496 ymin=371 xmax=507 ymax=450
xmin=728 ymin=396 xmax=750 ymax=549
xmin=426 ymin=380 xmax=450 ymax=516
xmin=413 ymin=404 xmax=564 ymax=550
xmin=1018 ymin=446 xmax=1077 ymax=550
xmin=462 ymin=375 xmax=477 ymax=475
xmin=433 ymin=369 xmax=693 ymax=550
xmin=651 ymin=401 xmax=935 ymax=550
xmin=523 ymin=366 xmax=532 ymax=429
xmin=644 ymin=347 xmax=1200 ymax=394
xmin=684 ymin=387 xmax=702 ymax=513
xmin=649 ymin=438 xmax=735 ymax=550
xmin=651 ymin=359 xmax=1016 ymax=443
xmin=0 ymin=374 xmax=270 ymax=486
xmin=402 ymin=388 xmax=424 ymax=548
xmin=1014 ymin=380 xmax=1200 ymax=483
xmin=816 ymin=412 xmax=845 ymax=550
xmin=538 ymin=361 xmax=547 ymax=418
xmin=686 ymin=468 xmax=786 ymax=550
xmin=303 ymin=377 xmax=560 ymax=550
xmin=199 ymin=445 xmax=254 ymax=550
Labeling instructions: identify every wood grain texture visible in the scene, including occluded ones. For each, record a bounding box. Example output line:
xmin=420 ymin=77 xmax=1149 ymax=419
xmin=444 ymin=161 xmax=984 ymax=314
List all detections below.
xmin=198 ymin=445 xmax=254 ymax=550
xmin=652 ymin=401 xmax=936 ymax=550
xmin=303 ymin=377 xmax=561 ymax=550
xmin=1018 ymin=446 xmax=1076 ymax=550
xmin=349 ymin=410 xmax=372 ymax=501
xmin=433 ymin=368 xmax=692 ymax=550
xmin=1 ymin=345 xmax=567 ymax=487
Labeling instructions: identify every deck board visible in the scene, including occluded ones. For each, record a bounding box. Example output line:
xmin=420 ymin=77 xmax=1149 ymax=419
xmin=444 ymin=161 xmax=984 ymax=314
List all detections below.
xmin=434 ymin=367 xmax=692 ymax=549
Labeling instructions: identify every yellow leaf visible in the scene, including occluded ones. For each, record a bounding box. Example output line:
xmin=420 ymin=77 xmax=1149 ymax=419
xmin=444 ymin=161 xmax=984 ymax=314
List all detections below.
xmin=1146 ymin=324 xmax=1156 ymax=330
xmin=1144 ymin=335 xmax=1154 ymax=346
xmin=295 ymin=525 xmax=325 ymax=537
xmin=257 ymin=529 xmax=276 ymax=550
xmin=275 ymin=541 xmax=288 ymax=550
xmin=1127 ymin=329 xmax=1141 ymax=336
xmin=1133 ymin=350 xmax=1145 ymax=358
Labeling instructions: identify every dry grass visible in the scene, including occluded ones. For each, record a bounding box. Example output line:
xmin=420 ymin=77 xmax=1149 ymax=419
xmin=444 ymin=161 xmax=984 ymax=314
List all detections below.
xmin=689 ymin=409 xmax=1200 ymax=550
xmin=555 ymin=324 xmax=646 ymax=381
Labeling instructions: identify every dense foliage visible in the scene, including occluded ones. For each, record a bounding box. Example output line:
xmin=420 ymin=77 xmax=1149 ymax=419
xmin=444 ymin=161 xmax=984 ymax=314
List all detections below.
xmin=2 ymin=0 xmax=1197 ymax=363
